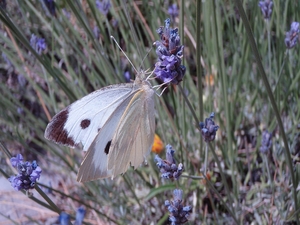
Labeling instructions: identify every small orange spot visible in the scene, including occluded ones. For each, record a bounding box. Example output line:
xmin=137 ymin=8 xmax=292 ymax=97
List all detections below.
xmin=205 ymin=74 xmax=214 ymax=86
xmin=201 ymin=171 xmax=211 ymax=185
xmin=152 ymin=134 xmax=164 ymax=154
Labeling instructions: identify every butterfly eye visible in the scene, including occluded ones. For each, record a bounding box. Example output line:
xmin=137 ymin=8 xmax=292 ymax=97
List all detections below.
xmin=104 ymin=140 xmax=112 ymax=154
xmin=80 ymin=119 xmax=91 ymax=129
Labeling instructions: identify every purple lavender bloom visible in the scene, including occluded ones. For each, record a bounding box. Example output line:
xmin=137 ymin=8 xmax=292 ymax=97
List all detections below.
xmin=8 ymin=154 xmax=42 ymax=191
xmin=30 ymin=34 xmax=47 ymax=55
xmin=74 ymin=206 xmax=86 ymax=225
xmin=260 ymin=130 xmax=272 ymax=154
xmin=168 ymin=3 xmax=179 ymax=21
xmin=96 ymin=0 xmax=111 ymax=16
xmin=154 ymin=144 xmax=183 ymax=180
xmin=154 ymin=18 xmax=185 ymax=85
xmin=2 ymin=52 xmax=12 ymax=67
xmin=59 ymin=212 xmax=70 ymax=225
xmin=93 ymin=25 xmax=100 ymax=39
xmin=62 ymin=9 xmax=71 ymax=19
xmin=258 ymin=0 xmax=273 ymax=19
xmin=165 ymin=189 xmax=192 ymax=225
xmin=285 ymin=22 xmax=300 ymax=49
xmin=10 ymin=154 xmax=23 ymax=167
xmin=199 ymin=112 xmax=219 ymax=142
xmin=124 ymin=71 xmax=131 ymax=83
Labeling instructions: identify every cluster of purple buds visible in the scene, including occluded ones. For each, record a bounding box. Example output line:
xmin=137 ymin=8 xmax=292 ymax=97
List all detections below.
xmin=8 ymin=154 xmax=42 ymax=191
xmin=154 ymin=144 xmax=183 ymax=180
xmin=285 ymin=22 xmax=300 ymax=49
xmin=154 ymin=18 xmax=185 ymax=85
xmin=30 ymin=34 xmax=47 ymax=55
xmin=258 ymin=0 xmax=273 ymax=20
xmin=58 ymin=206 xmax=86 ymax=225
xmin=93 ymin=25 xmax=100 ymax=39
xmin=96 ymin=0 xmax=111 ymax=16
xmin=168 ymin=3 xmax=179 ymax=22
xmin=260 ymin=130 xmax=272 ymax=154
xmin=165 ymin=189 xmax=192 ymax=225
xmin=199 ymin=112 xmax=219 ymax=142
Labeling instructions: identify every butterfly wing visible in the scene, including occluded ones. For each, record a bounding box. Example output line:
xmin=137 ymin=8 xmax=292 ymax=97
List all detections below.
xmin=76 ymin=91 xmax=139 ymax=181
xmin=45 ymin=83 xmax=134 ymax=151
xmin=107 ymin=82 xmax=155 ymax=178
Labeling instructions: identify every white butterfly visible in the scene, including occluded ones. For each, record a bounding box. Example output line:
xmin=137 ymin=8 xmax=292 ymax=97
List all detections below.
xmin=44 ymin=72 xmax=155 ymax=182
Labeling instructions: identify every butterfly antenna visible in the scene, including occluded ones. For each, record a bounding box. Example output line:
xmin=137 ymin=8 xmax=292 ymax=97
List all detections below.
xmin=138 ymin=46 xmax=153 ymax=72
xmin=110 ymin=36 xmax=138 ymax=74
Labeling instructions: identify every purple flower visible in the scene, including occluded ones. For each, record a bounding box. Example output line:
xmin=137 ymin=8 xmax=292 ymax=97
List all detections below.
xmin=258 ymin=0 xmax=273 ymax=19
xmin=260 ymin=130 xmax=272 ymax=154
xmin=30 ymin=34 xmax=47 ymax=55
xmin=58 ymin=207 xmax=86 ymax=225
xmin=8 ymin=154 xmax=42 ymax=191
xmin=199 ymin=112 xmax=219 ymax=142
xmin=124 ymin=71 xmax=131 ymax=83
xmin=168 ymin=3 xmax=179 ymax=21
xmin=285 ymin=22 xmax=300 ymax=49
xmin=2 ymin=52 xmax=12 ymax=67
xmin=93 ymin=25 xmax=100 ymax=39
xmin=154 ymin=144 xmax=183 ymax=180
xmin=75 ymin=206 xmax=86 ymax=225
xmin=10 ymin=154 xmax=23 ymax=167
xmin=59 ymin=212 xmax=70 ymax=225
xmin=62 ymin=9 xmax=71 ymax=19
xmin=165 ymin=189 xmax=192 ymax=225
xmin=96 ymin=0 xmax=111 ymax=16
xmin=154 ymin=18 xmax=185 ymax=85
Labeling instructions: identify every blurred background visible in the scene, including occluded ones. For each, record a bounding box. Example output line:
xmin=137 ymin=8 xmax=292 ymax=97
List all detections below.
xmin=1 ymin=0 xmax=300 ymax=224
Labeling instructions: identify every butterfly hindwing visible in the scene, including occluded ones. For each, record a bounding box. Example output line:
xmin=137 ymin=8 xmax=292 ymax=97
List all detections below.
xmin=107 ymin=82 xmax=155 ymax=177
xmin=45 ymin=83 xmax=134 ymax=151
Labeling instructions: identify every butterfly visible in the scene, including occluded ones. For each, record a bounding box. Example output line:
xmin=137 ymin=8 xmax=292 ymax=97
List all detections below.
xmin=44 ymin=72 xmax=155 ymax=182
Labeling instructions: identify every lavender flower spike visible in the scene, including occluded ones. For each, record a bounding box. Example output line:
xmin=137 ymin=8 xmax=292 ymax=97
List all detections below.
xmin=199 ymin=112 xmax=219 ymax=142
xmin=75 ymin=206 xmax=86 ymax=225
xmin=154 ymin=18 xmax=186 ymax=85
xmin=154 ymin=144 xmax=183 ymax=180
xmin=165 ymin=189 xmax=192 ymax=225
xmin=168 ymin=3 xmax=179 ymax=21
xmin=96 ymin=0 xmax=111 ymax=16
xmin=260 ymin=130 xmax=272 ymax=154
xmin=8 ymin=154 xmax=42 ymax=191
xmin=285 ymin=22 xmax=300 ymax=49
xmin=30 ymin=34 xmax=47 ymax=55
xmin=258 ymin=0 xmax=273 ymax=20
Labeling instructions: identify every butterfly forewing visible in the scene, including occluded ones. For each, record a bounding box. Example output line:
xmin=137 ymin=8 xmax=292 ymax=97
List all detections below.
xmin=45 ymin=83 xmax=134 ymax=151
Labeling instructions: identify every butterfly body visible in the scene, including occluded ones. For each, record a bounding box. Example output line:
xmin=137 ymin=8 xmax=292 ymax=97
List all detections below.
xmin=45 ymin=73 xmax=155 ymax=182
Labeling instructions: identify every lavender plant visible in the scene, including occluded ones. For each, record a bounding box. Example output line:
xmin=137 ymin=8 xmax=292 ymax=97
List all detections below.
xmin=0 ymin=0 xmax=300 ymax=224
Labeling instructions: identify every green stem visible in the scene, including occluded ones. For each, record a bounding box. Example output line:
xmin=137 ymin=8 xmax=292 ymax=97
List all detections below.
xmin=178 ymin=84 xmax=199 ymax=126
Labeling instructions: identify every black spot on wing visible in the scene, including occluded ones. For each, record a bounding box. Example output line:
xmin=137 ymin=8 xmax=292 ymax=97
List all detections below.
xmin=105 ymin=140 xmax=112 ymax=155
xmin=80 ymin=119 xmax=91 ymax=129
